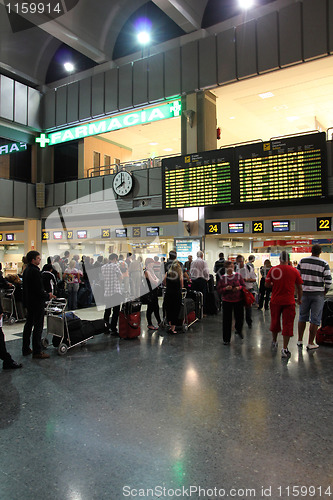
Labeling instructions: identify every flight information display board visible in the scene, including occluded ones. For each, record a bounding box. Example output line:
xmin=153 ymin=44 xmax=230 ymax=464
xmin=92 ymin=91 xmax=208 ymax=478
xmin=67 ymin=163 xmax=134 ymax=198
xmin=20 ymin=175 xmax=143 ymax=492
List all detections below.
xmin=237 ymin=133 xmax=325 ymax=203
xmin=163 ymin=149 xmax=233 ymax=209
xmin=162 ymin=133 xmax=327 ymax=209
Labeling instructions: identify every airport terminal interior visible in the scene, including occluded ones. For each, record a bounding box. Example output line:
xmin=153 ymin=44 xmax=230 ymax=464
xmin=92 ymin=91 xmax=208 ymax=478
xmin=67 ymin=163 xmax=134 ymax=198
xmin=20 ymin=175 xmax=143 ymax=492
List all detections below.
xmin=1 ymin=0 xmax=333 ymax=498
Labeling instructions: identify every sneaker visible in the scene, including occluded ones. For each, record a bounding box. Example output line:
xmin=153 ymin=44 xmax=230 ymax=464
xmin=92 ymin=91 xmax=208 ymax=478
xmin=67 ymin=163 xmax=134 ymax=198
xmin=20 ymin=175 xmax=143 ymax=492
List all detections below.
xmin=271 ymin=341 xmax=278 ymax=349
xmin=3 ymin=361 xmax=23 ymax=370
xmin=22 ymin=348 xmax=33 ymax=356
xmin=306 ymin=344 xmax=319 ymax=351
xmin=297 ymin=341 xmax=303 ymax=349
xmin=281 ymin=348 xmax=291 ymax=358
xmin=32 ymin=352 xmax=50 ymax=359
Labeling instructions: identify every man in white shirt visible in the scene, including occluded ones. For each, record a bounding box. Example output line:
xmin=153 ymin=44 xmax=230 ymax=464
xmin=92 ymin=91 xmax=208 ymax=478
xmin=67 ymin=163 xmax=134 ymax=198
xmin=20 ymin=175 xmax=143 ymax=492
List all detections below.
xmin=236 ymin=254 xmax=257 ymax=328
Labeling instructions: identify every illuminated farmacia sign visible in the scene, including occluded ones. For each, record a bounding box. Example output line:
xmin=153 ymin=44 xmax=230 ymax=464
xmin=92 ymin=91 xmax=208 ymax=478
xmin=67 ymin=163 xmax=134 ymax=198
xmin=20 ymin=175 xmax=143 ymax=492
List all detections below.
xmin=0 ymin=142 xmax=27 ymax=156
xmin=36 ymin=100 xmax=182 ymax=147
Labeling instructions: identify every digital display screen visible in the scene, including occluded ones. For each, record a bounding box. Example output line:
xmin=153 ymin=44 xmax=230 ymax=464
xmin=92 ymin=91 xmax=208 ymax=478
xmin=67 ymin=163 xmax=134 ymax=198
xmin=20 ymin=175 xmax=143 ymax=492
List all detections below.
xmin=0 ymin=234 xmax=3 ymax=242
xmin=77 ymin=230 xmax=87 ymax=239
xmin=163 ymin=149 xmax=233 ymax=209
xmin=53 ymin=231 xmax=63 ymax=240
xmin=252 ymin=221 xmax=264 ymax=233
xmin=205 ymin=223 xmax=221 ymax=235
xmin=162 ymin=133 xmax=326 ymax=209
xmin=6 ymin=233 xmax=14 ymax=241
xmin=115 ymin=228 xmax=127 ymax=238
xmin=317 ymin=217 xmax=332 ymax=232
xmin=272 ymin=221 xmax=290 ymax=232
xmin=146 ymin=227 xmax=159 ymax=237
xmin=228 ymin=222 xmax=244 ymax=234
xmin=42 ymin=231 xmax=50 ymax=241
xmin=101 ymin=229 xmax=110 ymax=239
xmin=237 ymin=133 xmax=325 ymax=203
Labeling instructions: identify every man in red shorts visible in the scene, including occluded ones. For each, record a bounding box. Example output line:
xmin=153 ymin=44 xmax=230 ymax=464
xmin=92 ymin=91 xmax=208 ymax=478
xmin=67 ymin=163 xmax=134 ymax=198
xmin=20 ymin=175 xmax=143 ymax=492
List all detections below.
xmin=265 ymin=251 xmax=303 ymax=358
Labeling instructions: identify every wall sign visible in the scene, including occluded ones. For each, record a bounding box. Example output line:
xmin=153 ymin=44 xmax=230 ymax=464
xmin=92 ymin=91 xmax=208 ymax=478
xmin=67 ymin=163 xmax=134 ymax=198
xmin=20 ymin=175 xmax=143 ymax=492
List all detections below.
xmin=36 ymin=100 xmax=181 ymax=147
xmin=42 ymin=230 xmax=50 ymax=241
xmin=133 ymin=227 xmax=141 ymax=237
xmin=317 ymin=217 xmax=332 ymax=232
xmin=228 ymin=222 xmax=244 ymax=234
xmin=146 ymin=227 xmax=159 ymax=237
xmin=77 ymin=230 xmax=87 ymax=239
xmin=115 ymin=228 xmax=127 ymax=238
xmin=0 ymin=141 xmax=27 ymax=156
xmin=272 ymin=221 xmax=290 ymax=232
xmin=205 ymin=223 xmax=221 ymax=234
xmin=252 ymin=221 xmax=264 ymax=234
xmin=6 ymin=233 xmax=14 ymax=241
xmin=0 ymin=234 xmax=2 ymax=242
xmin=67 ymin=230 xmax=73 ymax=239
xmin=101 ymin=229 xmax=111 ymax=239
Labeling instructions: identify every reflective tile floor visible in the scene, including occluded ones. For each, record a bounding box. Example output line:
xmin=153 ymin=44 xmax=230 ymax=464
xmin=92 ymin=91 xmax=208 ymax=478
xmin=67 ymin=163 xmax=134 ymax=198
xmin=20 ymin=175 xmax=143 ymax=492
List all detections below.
xmin=1 ymin=306 xmax=333 ymax=500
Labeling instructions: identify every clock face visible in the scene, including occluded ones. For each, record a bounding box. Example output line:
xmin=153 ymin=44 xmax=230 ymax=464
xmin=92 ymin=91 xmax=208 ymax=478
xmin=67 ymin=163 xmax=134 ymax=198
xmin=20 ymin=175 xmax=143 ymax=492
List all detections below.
xmin=113 ymin=171 xmax=133 ymax=196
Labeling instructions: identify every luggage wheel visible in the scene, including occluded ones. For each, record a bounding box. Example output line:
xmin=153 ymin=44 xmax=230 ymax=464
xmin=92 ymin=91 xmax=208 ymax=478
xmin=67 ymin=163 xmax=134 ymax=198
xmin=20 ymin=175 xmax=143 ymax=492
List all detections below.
xmin=41 ymin=337 xmax=49 ymax=348
xmin=58 ymin=343 xmax=68 ymax=356
xmin=9 ymin=317 xmax=15 ymax=325
xmin=183 ymin=324 xmax=188 ymax=332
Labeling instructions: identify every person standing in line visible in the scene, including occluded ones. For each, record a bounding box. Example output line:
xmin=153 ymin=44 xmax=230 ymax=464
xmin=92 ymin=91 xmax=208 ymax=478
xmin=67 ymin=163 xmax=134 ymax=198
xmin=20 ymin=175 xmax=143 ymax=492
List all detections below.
xmin=129 ymin=254 xmax=143 ymax=299
xmin=190 ymin=251 xmax=210 ymax=310
xmin=217 ymin=261 xmax=246 ymax=344
xmin=144 ymin=258 xmax=162 ymax=330
xmin=297 ymin=244 xmax=332 ymax=350
xmin=184 ymin=255 xmax=193 ymax=274
xmin=102 ymin=253 xmax=123 ymax=336
xmin=258 ymin=259 xmax=272 ymax=310
xmin=214 ymin=252 xmax=225 ymax=285
xmin=22 ymin=251 xmax=55 ymax=359
xmin=265 ymin=250 xmax=303 ymax=358
xmin=236 ymin=254 xmax=257 ymax=328
xmin=0 ymin=301 xmax=22 ymax=369
xmin=247 ymin=255 xmax=256 ymax=269
xmin=118 ymin=254 xmax=130 ymax=296
xmin=63 ymin=260 xmax=83 ymax=310
xmin=163 ymin=259 xmax=183 ymax=334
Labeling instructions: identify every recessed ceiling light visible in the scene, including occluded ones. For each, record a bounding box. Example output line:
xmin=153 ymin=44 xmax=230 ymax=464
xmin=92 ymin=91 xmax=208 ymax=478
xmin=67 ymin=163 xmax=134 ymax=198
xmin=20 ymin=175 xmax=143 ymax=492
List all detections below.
xmin=149 ymin=142 xmax=158 ymax=145
xmin=229 ymin=116 xmax=236 ymax=120
xmin=239 ymin=0 xmax=254 ymax=9
xmin=64 ymin=62 xmax=74 ymax=72
xmin=286 ymin=116 xmax=300 ymax=122
xmin=258 ymin=92 xmax=274 ymax=99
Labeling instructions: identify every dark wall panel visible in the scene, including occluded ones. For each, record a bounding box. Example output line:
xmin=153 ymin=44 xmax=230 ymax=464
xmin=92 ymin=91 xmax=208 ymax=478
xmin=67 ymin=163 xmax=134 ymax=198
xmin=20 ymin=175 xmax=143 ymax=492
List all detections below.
xmin=67 ymin=82 xmax=79 ymax=123
xmin=132 ymin=170 xmax=148 ymax=198
xmin=79 ymin=78 xmax=92 ymax=121
xmin=164 ymin=48 xmax=181 ymax=98
xmin=118 ymin=64 xmax=133 ymax=110
xmin=28 ymin=88 xmax=41 ymax=130
xmin=45 ymin=185 xmax=54 ymax=207
xmin=148 ymin=53 xmax=164 ymax=102
xmin=44 ymin=91 xmax=56 ymax=130
xmin=14 ymin=82 xmax=28 ymax=125
xmin=257 ymin=12 xmax=279 ymax=73
xmin=92 ymin=73 xmax=105 ymax=117
xmin=236 ymin=20 xmax=257 ymax=79
xmin=303 ymin=0 xmax=328 ymax=60
xmin=0 ymin=76 xmax=14 ymax=121
xmin=199 ymin=36 xmax=217 ymax=89
xmin=56 ymin=86 xmax=67 ymax=127
xmin=13 ymin=181 xmax=27 ymax=218
xmin=54 ymin=182 xmax=66 ymax=207
xmin=90 ymin=177 xmax=104 ymax=201
xmin=217 ymin=29 xmax=237 ymax=84
xmin=27 ymin=183 xmax=40 ymax=218
xmin=330 ymin=0 xmax=333 ymax=53
xmin=279 ymin=3 xmax=302 ymax=67
xmin=78 ymin=178 xmax=90 ymax=200
xmin=65 ymin=181 xmax=78 ymax=204
xmin=181 ymin=42 xmax=199 ymax=93
xmin=133 ymin=59 xmax=148 ymax=107
xmin=105 ymin=69 xmax=118 ymax=114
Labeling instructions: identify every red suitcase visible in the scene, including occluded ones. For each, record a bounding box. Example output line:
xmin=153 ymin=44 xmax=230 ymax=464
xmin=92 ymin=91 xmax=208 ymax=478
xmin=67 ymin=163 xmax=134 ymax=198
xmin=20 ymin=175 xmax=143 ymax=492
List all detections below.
xmin=316 ymin=325 xmax=333 ymax=345
xmin=119 ymin=300 xmax=141 ymax=339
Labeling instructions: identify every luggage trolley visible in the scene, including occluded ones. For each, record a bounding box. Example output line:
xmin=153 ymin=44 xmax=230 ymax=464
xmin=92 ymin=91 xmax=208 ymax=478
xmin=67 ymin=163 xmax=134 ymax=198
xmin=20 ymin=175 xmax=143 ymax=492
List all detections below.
xmin=0 ymin=286 xmax=26 ymax=324
xmin=44 ymin=298 xmax=94 ymax=355
xmin=161 ymin=287 xmax=203 ymax=332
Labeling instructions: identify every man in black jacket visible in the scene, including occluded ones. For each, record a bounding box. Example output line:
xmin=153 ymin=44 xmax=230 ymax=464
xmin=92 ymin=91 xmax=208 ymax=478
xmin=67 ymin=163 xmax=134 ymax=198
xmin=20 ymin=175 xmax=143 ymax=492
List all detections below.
xmin=22 ymin=251 xmax=55 ymax=359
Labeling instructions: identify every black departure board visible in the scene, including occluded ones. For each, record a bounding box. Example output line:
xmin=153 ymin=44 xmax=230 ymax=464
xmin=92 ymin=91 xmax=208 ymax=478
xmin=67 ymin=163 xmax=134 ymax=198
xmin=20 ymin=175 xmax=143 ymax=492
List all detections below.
xmin=163 ymin=149 xmax=233 ymax=209
xmin=162 ymin=133 xmax=327 ymax=209
xmin=237 ymin=133 xmax=325 ymax=203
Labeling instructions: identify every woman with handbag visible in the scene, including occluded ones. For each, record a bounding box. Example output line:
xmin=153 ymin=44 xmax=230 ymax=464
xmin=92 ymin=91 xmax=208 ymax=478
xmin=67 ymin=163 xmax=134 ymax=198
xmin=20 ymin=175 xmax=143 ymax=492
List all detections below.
xmin=144 ymin=258 xmax=162 ymax=330
xmin=217 ymin=261 xmax=246 ymax=345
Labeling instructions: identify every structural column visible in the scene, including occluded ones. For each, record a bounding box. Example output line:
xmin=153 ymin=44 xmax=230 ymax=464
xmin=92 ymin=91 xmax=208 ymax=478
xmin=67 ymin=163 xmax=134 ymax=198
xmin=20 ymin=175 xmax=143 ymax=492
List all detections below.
xmin=24 ymin=220 xmax=42 ymax=255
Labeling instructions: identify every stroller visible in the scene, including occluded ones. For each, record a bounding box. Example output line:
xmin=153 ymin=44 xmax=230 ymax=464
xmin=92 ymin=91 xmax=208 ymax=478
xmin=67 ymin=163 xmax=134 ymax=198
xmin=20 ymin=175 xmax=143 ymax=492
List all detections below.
xmin=0 ymin=286 xmax=26 ymax=324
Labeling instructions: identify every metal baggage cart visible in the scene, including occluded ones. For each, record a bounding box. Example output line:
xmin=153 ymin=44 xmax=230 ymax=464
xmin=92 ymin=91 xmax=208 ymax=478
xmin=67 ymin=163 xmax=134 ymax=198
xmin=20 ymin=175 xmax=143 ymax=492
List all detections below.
xmin=162 ymin=287 xmax=202 ymax=332
xmin=0 ymin=286 xmax=26 ymax=324
xmin=44 ymin=298 xmax=94 ymax=355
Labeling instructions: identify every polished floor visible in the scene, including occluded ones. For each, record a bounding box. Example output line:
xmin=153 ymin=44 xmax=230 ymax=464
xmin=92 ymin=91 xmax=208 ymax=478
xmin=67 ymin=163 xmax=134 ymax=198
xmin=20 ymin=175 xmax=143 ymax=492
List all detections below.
xmin=1 ymin=305 xmax=333 ymax=500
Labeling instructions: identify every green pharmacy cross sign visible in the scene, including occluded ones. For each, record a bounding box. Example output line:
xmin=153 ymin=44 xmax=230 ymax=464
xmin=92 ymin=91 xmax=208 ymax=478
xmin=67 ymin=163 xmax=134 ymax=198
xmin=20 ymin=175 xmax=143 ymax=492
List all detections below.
xmin=35 ymin=100 xmax=182 ymax=148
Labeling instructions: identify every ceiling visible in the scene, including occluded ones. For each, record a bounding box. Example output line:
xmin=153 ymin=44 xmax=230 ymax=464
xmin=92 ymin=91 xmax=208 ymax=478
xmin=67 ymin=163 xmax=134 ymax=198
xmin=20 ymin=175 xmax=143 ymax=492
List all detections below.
xmin=95 ymin=55 xmax=333 ymax=161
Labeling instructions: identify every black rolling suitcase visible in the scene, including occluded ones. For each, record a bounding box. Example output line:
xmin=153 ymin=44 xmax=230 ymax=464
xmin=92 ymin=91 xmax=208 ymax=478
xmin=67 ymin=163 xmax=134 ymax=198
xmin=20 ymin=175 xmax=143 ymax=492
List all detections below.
xmin=205 ymin=290 xmax=221 ymax=315
xmin=186 ymin=290 xmax=203 ymax=320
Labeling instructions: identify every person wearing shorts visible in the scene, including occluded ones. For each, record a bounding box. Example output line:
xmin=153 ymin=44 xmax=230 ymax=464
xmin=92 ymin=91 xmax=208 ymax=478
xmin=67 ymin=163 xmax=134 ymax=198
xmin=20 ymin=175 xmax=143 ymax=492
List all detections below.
xmin=265 ymin=251 xmax=303 ymax=358
xmin=297 ymin=244 xmax=332 ymax=350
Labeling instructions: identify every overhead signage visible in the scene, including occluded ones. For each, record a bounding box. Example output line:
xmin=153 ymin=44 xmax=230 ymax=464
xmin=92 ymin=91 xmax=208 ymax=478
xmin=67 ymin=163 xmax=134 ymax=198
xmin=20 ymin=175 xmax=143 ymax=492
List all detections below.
xmin=0 ymin=141 xmax=28 ymax=156
xmin=42 ymin=230 xmax=50 ymax=241
xmin=77 ymin=230 xmax=87 ymax=239
xmin=35 ymin=100 xmax=182 ymax=147
xmin=312 ymin=239 xmax=333 ymax=244
xmin=252 ymin=221 xmax=264 ymax=233
xmin=317 ymin=217 xmax=332 ymax=232
xmin=101 ymin=229 xmax=111 ymax=239
xmin=53 ymin=231 xmax=63 ymax=240
xmin=67 ymin=230 xmax=73 ymax=240
xmin=205 ymin=223 xmax=221 ymax=235
xmin=228 ymin=222 xmax=244 ymax=234
xmin=0 ymin=234 xmax=2 ymax=242
xmin=146 ymin=227 xmax=159 ymax=237
xmin=133 ymin=227 xmax=141 ymax=237
xmin=115 ymin=228 xmax=127 ymax=238
xmin=6 ymin=233 xmax=14 ymax=241
xmin=272 ymin=221 xmax=290 ymax=232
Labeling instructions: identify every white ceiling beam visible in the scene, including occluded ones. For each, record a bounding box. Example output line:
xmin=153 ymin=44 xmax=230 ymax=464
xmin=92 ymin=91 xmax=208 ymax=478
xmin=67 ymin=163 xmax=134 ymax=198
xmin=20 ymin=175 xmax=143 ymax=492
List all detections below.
xmin=152 ymin=0 xmax=204 ymax=32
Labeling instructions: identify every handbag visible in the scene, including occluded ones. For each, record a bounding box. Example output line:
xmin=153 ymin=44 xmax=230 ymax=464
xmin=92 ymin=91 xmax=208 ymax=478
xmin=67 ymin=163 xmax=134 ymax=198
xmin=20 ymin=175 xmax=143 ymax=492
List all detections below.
xmin=242 ymin=286 xmax=255 ymax=307
xmin=140 ymin=274 xmax=153 ymax=305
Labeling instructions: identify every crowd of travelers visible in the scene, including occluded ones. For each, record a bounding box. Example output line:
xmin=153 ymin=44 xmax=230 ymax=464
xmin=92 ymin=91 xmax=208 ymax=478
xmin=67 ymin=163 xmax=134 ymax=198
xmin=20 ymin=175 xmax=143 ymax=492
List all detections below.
xmin=0 ymin=243 xmax=331 ymax=368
